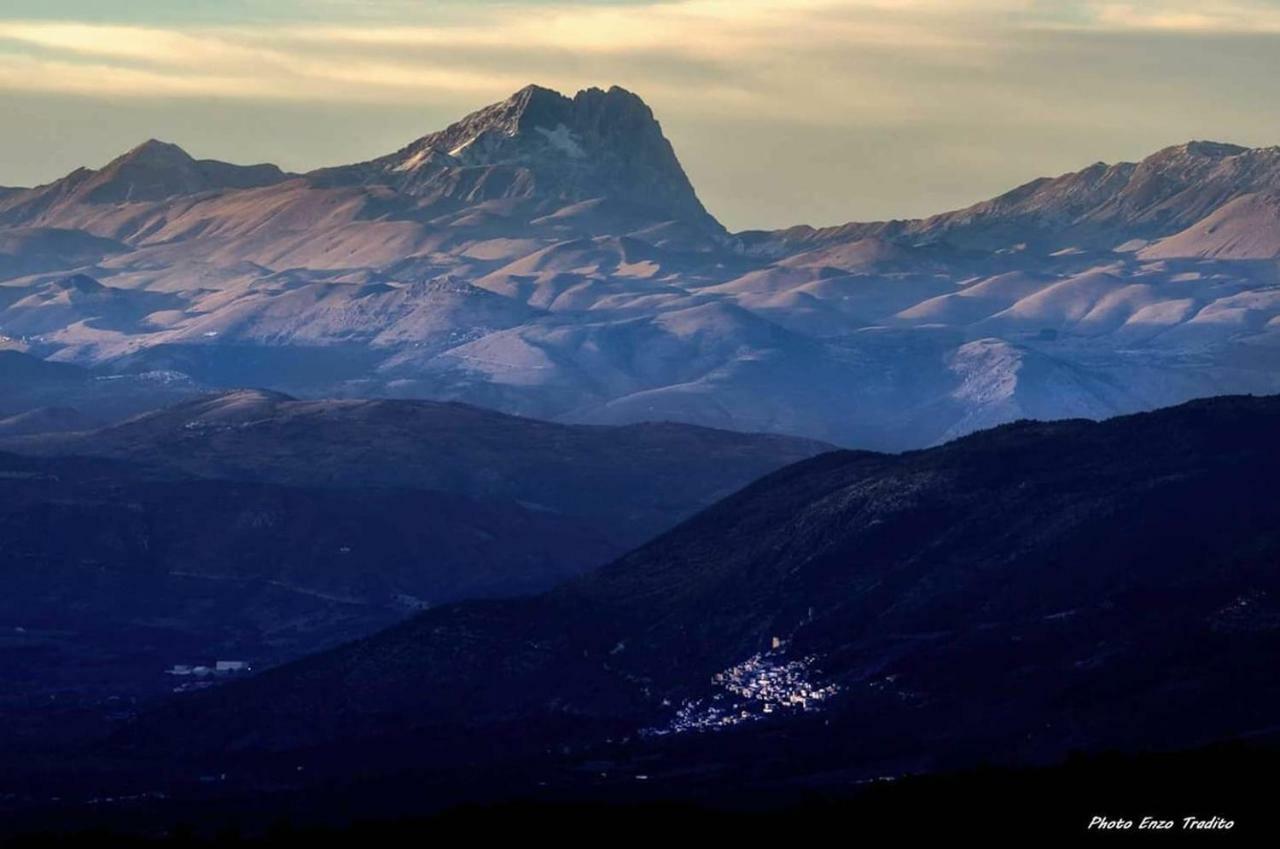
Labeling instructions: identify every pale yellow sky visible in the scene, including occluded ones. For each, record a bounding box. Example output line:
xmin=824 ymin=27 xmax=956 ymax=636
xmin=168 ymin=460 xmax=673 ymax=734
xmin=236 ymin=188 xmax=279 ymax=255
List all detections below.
xmin=2 ymin=1 xmax=1279 ymax=229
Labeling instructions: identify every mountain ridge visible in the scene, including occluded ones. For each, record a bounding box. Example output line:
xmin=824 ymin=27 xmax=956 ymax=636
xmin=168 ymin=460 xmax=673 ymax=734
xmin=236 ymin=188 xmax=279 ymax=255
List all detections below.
xmin=754 ymin=139 xmax=1280 ymax=253
xmin=2 ymin=86 xmax=1279 ymax=449
xmin=0 ymin=139 xmax=291 ymax=219
xmin=13 ymin=90 xmax=1276 ymax=248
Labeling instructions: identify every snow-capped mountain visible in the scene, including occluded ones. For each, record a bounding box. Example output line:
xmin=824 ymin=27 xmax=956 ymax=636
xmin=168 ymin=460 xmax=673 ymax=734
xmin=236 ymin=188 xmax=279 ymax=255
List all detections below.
xmin=1 ymin=86 xmax=1279 ymax=448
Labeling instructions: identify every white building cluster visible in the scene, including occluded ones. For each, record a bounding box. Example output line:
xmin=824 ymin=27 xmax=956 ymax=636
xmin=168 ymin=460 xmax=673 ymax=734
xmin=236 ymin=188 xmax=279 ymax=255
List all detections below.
xmin=644 ymin=646 xmax=839 ymax=736
xmin=166 ymin=660 xmax=251 ymax=692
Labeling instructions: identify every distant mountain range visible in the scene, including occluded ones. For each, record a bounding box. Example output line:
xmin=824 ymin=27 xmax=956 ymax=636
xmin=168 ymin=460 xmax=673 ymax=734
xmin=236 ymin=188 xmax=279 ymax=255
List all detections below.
xmin=2 ymin=86 xmax=1278 ymax=447
xmin=99 ymin=394 xmax=1280 ymax=795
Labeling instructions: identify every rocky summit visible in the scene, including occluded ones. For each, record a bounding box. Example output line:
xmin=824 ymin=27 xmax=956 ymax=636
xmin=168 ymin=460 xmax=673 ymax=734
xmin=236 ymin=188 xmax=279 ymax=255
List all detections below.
xmin=318 ymin=84 xmax=721 ymax=232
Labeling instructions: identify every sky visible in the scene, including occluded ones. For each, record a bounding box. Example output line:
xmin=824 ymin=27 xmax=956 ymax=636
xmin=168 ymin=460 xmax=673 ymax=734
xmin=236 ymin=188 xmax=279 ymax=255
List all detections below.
xmin=1 ymin=1 xmax=1279 ymax=231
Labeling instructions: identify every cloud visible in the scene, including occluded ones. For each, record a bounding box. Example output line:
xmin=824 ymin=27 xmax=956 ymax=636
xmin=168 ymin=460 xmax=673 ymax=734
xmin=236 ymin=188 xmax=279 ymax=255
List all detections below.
xmin=0 ymin=53 xmax=258 ymax=99
xmin=0 ymin=2 xmax=998 ymax=107
xmin=1074 ymin=1 xmax=1280 ymax=33
xmin=2 ymin=2 xmax=1275 ymax=111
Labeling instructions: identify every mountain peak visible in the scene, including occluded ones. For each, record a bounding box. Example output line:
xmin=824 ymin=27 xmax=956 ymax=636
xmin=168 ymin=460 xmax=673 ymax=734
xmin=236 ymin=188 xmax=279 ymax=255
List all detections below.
xmin=69 ymin=140 xmax=288 ymax=204
xmin=458 ymin=84 xmax=654 ymax=141
xmin=1162 ymin=140 xmax=1249 ymax=160
xmin=342 ymin=84 xmax=723 ymax=234
xmin=119 ymin=138 xmax=194 ymax=164
xmin=437 ymin=84 xmax=575 ymax=147
xmin=506 ymin=83 xmax=569 ymax=118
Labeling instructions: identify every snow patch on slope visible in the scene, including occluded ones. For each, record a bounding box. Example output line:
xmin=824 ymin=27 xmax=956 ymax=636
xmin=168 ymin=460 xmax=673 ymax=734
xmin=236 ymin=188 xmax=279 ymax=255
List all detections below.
xmin=536 ymin=124 xmax=586 ymax=159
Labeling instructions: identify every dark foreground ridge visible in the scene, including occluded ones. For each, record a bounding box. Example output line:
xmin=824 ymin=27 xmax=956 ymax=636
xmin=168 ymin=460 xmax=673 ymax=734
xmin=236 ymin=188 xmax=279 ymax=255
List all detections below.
xmin=5 ymin=742 xmax=1274 ymax=843
xmin=2 ymin=394 xmax=1276 ymax=838
xmin=128 ymin=393 xmax=1280 ymax=758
